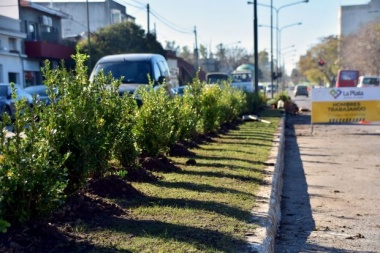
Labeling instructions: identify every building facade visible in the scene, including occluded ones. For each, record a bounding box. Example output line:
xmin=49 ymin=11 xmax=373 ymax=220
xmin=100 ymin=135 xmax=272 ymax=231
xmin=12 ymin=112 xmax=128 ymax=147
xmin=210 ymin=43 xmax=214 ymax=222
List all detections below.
xmin=0 ymin=14 xmax=27 ymax=85
xmin=31 ymin=0 xmax=135 ymax=39
xmin=0 ymin=0 xmax=75 ymax=87
xmin=339 ymin=0 xmax=380 ymax=37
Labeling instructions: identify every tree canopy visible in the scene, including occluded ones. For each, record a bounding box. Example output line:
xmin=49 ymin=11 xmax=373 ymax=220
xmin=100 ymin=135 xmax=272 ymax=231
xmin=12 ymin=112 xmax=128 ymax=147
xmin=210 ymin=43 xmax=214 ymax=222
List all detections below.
xmin=298 ymin=35 xmax=339 ymax=86
xmin=78 ymin=21 xmax=165 ymax=70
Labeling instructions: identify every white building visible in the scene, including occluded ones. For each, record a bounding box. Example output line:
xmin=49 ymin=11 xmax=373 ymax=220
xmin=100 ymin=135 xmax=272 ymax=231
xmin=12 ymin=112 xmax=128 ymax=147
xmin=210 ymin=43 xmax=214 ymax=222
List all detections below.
xmin=30 ymin=0 xmax=135 ymax=39
xmin=0 ymin=14 xmax=27 ymax=85
xmin=339 ymin=0 xmax=380 ymax=37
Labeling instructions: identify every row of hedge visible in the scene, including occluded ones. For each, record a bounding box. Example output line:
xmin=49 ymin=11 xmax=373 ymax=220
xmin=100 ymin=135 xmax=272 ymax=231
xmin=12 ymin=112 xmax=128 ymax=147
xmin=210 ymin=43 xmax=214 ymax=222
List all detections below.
xmin=0 ymin=52 xmax=265 ymax=232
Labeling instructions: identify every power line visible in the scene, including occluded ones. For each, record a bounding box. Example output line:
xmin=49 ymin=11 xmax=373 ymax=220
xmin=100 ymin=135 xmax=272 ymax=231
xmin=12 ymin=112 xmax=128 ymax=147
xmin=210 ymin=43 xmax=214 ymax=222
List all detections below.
xmin=119 ymin=2 xmax=192 ymax=35
xmin=149 ymin=10 xmax=192 ymax=34
xmin=116 ymin=0 xmax=144 ymax=10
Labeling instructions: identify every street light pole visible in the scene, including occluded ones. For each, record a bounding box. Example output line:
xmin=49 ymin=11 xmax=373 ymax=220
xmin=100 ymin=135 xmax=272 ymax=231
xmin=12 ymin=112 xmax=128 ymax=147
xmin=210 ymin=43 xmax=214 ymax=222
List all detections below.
xmin=270 ymin=0 xmax=274 ymax=98
xmin=254 ymin=0 xmax=308 ymax=90
xmin=276 ymin=0 xmax=308 ymax=88
xmin=278 ymin=22 xmax=302 ymax=79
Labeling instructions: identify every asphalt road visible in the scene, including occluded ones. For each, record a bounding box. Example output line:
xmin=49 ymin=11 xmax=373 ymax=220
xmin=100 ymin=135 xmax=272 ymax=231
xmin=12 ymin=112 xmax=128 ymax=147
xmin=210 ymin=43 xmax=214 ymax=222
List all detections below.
xmin=274 ymin=95 xmax=380 ymax=252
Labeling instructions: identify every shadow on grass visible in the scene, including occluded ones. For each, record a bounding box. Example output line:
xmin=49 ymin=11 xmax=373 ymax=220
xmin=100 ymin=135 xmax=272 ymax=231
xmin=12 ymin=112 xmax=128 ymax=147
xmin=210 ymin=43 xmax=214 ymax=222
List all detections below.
xmin=150 ymin=180 xmax=256 ymax=198
xmin=119 ymin=195 xmax=252 ymax=222
xmin=84 ymin=217 xmax=249 ymax=252
xmin=176 ymin=169 xmax=264 ymax=184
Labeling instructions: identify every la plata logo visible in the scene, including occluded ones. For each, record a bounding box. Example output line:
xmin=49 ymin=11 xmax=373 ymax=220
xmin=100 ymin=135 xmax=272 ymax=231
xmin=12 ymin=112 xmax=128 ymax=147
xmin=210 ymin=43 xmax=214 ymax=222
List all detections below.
xmin=329 ymin=89 xmax=342 ymax=99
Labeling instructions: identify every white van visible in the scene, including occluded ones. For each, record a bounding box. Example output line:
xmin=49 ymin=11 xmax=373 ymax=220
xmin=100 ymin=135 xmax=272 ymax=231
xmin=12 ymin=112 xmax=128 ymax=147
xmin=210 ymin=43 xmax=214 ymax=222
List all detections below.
xmin=357 ymin=76 xmax=380 ymax=87
xmin=90 ymin=53 xmax=173 ymax=96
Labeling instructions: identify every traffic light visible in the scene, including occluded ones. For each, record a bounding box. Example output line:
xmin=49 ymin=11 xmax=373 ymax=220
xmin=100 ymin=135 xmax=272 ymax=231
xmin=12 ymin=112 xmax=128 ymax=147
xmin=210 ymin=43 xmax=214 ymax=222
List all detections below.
xmin=318 ymin=59 xmax=325 ymax=66
xmin=272 ymin=72 xmax=283 ymax=80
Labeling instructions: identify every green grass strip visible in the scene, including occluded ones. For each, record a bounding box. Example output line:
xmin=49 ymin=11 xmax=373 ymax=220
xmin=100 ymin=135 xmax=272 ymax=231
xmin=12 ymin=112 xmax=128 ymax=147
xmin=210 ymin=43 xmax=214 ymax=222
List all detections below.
xmin=76 ymin=110 xmax=282 ymax=253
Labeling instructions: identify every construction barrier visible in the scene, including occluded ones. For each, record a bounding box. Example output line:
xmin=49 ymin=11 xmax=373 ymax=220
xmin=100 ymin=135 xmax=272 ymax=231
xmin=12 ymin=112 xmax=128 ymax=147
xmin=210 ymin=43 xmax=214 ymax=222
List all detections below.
xmin=311 ymin=87 xmax=380 ymax=124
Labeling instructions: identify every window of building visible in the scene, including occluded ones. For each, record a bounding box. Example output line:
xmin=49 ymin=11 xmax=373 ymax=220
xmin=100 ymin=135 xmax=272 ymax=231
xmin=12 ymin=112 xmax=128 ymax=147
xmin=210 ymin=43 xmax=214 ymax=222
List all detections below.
xmin=111 ymin=9 xmax=122 ymax=24
xmin=8 ymin=38 xmax=17 ymax=52
xmin=28 ymin=23 xmax=37 ymax=40
xmin=8 ymin=72 xmax=19 ymax=84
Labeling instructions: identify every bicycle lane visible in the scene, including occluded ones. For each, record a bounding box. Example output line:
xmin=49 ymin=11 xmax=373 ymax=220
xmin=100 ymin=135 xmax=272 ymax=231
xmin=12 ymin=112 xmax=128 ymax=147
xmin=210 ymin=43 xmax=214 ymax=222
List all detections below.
xmin=275 ymin=113 xmax=380 ymax=252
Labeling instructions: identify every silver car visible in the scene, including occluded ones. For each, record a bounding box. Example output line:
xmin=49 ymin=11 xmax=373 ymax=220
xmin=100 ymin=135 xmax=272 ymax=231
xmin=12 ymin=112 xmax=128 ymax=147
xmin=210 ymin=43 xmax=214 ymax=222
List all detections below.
xmin=0 ymin=83 xmax=33 ymax=118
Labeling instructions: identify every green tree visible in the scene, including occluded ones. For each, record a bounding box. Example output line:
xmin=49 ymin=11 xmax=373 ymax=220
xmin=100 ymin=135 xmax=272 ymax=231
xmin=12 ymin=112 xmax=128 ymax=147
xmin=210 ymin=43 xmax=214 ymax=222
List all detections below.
xmin=78 ymin=21 xmax=165 ymax=70
xmin=179 ymin=46 xmax=193 ymax=63
xmin=165 ymin=40 xmax=180 ymax=54
xmin=258 ymin=50 xmax=270 ymax=81
xmin=340 ymin=22 xmax=380 ymax=75
xmin=298 ymin=35 xmax=339 ymax=86
xmin=199 ymin=44 xmax=208 ymax=59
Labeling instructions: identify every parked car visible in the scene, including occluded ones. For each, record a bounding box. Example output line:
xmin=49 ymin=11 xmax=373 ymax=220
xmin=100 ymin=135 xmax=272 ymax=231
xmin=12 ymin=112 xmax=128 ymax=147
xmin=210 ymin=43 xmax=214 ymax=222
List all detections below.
xmin=294 ymin=85 xmax=309 ymax=97
xmin=89 ymin=53 xmax=174 ymax=98
xmin=357 ymin=76 xmax=380 ymax=87
xmin=0 ymin=83 xmax=33 ymax=118
xmin=24 ymin=84 xmax=58 ymax=105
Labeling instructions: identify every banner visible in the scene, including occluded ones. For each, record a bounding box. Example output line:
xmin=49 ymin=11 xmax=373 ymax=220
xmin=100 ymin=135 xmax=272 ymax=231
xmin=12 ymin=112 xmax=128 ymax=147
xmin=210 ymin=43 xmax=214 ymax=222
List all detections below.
xmin=311 ymin=87 xmax=380 ymax=123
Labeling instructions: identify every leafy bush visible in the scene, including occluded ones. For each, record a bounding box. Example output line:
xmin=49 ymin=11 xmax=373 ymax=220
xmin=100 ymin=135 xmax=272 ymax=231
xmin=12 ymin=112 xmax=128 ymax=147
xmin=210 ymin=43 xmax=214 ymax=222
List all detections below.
xmin=218 ymin=83 xmax=247 ymax=124
xmin=0 ymin=84 xmax=69 ymax=227
xmin=134 ymin=83 xmax=176 ymax=157
xmin=41 ymin=51 xmax=137 ymax=194
xmin=199 ymin=85 xmax=222 ymax=134
xmin=243 ymin=91 xmax=266 ymax=115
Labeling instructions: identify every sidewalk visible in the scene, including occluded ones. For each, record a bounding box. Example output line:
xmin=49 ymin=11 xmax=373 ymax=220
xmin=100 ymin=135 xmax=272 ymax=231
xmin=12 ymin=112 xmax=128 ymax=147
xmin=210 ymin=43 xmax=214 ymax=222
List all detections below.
xmin=249 ymin=112 xmax=380 ymax=252
xmin=248 ymin=112 xmax=380 ymax=252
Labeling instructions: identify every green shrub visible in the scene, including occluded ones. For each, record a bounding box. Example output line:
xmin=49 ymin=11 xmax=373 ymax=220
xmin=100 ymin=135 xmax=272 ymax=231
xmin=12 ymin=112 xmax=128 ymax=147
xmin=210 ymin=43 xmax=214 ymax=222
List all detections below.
xmin=242 ymin=91 xmax=265 ymax=115
xmin=0 ymin=84 xmax=69 ymax=227
xmin=199 ymin=84 xmax=222 ymax=134
xmin=185 ymin=76 xmax=204 ymax=138
xmin=134 ymin=83 xmax=176 ymax=157
xmin=41 ymin=51 xmax=135 ymax=194
xmin=218 ymin=83 xmax=247 ymax=123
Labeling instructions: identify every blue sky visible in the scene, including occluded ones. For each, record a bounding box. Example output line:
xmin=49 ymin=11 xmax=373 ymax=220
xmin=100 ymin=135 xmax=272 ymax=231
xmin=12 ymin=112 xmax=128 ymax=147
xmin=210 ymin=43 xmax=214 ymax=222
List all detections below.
xmin=121 ymin=0 xmax=369 ymax=73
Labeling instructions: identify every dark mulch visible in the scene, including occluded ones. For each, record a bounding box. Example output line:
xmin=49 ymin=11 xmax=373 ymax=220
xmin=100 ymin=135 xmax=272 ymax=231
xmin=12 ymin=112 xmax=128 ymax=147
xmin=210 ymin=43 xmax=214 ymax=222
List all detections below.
xmin=138 ymin=154 xmax=181 ymax=173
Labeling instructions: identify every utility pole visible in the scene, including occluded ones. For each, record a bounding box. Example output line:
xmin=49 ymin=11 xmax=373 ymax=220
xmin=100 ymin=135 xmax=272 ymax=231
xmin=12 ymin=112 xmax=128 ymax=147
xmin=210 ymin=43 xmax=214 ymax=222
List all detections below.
xmin=147 ymin=4 xmax=150 ymax=34
xmin=253 ymin=0 xmax=259 ymax=96
xmin=194 ymin=26 xmax=199 ymax=70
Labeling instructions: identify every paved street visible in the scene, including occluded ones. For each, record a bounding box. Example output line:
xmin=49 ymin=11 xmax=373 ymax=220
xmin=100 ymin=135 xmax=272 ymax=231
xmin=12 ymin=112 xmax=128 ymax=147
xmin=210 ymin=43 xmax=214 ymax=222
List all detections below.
xmin=274 ymin=95 xmax=380 ymax=252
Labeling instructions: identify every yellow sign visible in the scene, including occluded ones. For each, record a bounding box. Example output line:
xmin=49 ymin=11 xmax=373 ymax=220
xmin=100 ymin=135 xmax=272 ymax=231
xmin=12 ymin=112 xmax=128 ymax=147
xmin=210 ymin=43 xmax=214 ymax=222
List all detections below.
xmin=312 ymin=100 xmax=380 ymax=123
xmin=311 ymin=87 xmax=380 ymax=123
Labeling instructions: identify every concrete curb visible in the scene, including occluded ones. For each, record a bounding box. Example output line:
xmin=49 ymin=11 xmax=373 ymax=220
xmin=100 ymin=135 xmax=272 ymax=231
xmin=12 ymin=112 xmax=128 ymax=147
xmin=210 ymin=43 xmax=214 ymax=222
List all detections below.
xmin=246 ymin=116 xmax=285 ymax=253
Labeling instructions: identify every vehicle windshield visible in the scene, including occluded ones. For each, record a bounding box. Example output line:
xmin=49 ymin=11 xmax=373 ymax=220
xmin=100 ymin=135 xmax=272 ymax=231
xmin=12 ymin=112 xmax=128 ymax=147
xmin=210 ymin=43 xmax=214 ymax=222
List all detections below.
xmin=207 ymin=74 xmax=229 ymax=84
xmin=362 ymin=78 xmax=379 ymax=85
xmin=231 ymin=73 xmax=252 ymax=83
xmin=93 ymin=61 xmax=152 ymax=84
